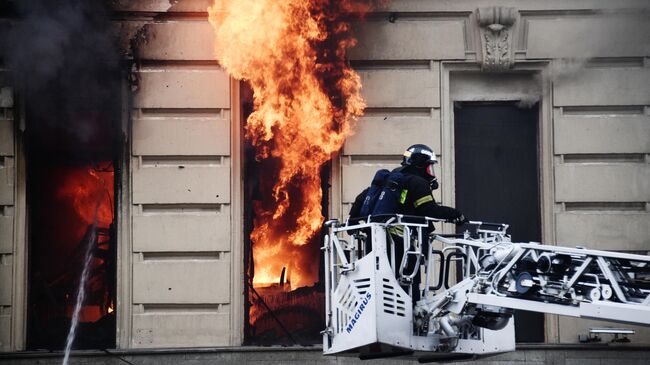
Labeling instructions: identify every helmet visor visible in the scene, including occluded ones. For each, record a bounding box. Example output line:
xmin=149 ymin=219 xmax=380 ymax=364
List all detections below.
xmin=425 ymin=163 xmax=436 ymax=177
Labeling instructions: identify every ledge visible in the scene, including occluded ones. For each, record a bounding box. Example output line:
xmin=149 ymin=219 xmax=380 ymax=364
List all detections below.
xmin=3 ymin=343 xmax=650 ymax=360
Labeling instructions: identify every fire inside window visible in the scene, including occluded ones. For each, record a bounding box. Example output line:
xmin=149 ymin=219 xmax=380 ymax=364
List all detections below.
xmin=24 ymin=107 xmax=121 ymax=350
xmin=4 ymin=0 xmax=123 ymax=351
xmin=241 ymin=83 xmax=327 ymax=345
xmin=27 ymin=161 xmax=117 ymax=350
xmin=209 ymin=0 xmax=371 ymax=343
xmin=24 ymin=99 xmax=121 ymax=350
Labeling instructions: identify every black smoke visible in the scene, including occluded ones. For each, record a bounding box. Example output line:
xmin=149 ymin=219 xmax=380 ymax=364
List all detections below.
xmin=1 ymin=0 xmax=121 ymax=157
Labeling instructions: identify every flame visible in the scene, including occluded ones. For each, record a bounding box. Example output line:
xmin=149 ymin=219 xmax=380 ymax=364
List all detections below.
xmin=57 ymin=166 xmax=114 ymax=239
xmin=209 ymin=1 xmax=371 ymax=288
xmin=51 ymin=164 xmax=115 ymax=323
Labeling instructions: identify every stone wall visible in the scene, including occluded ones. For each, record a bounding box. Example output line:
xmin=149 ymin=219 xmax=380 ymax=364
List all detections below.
xmin=0 ymin=0 xmax=648 ymax=350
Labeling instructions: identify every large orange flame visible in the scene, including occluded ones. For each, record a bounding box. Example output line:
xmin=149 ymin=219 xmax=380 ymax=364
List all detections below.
xmin=209 ymin=0 xmax=370 ymax=288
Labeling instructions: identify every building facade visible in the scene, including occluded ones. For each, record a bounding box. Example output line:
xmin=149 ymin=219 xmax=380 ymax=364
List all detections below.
xmin=1 ymin=0 xmax=649 ymax=351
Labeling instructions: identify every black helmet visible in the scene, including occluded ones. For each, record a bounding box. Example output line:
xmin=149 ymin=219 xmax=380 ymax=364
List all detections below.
xmin=401 ymin=144 xmax=438 ymax=168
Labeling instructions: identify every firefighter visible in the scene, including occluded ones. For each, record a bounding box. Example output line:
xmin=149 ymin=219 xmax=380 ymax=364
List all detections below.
xmin=349 ymin=144 xmax=465 ymax=223
xmin=348 ymin=144 xmax=466 ymax=302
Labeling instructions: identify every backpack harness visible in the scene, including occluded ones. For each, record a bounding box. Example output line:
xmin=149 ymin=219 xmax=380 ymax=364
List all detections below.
xmin=359 ymin=168 xmax=409 ymax=217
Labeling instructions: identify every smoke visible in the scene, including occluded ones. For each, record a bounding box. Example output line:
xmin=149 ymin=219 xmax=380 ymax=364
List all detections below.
xmin=515 ymin=11 xmax=648 ymax=110
xmin=1 ymin=0 xmax=121 ymax=150
xmin=545 ymin=58 xmax=592 ymax=83
xmin=515 ymin=58 xmax=592 ymax=109
xmin=515 ymin=83 xmax=543 ymax=109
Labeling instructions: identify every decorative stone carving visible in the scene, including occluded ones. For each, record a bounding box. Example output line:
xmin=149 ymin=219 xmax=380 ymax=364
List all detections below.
xmin=477 ymin=7 xmax=517 ymax=71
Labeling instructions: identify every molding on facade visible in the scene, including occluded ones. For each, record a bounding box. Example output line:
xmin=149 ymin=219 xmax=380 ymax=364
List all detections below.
xmin=476 ymin=7 xmax=518 ymax=71
xmin=229 ymin=78 xmax=244 ymax=346
xmin=442 ymin=62 xmax=556 ymax=341
xmin=117 ymin=76 xmax=133 ymax=349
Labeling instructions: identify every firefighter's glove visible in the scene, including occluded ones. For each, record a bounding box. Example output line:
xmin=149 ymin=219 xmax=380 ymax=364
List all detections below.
xmin=450 ymin=214 xmax=468 ymax=225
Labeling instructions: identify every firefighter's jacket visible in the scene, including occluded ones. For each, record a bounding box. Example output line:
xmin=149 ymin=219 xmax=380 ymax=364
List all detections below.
xmin=348 ymin=167 xmax=463 ymax=221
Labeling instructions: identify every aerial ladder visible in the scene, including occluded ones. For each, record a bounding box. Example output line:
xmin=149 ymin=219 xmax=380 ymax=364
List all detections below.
xmin=321 ymin=215 xmax=650 ymax=361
